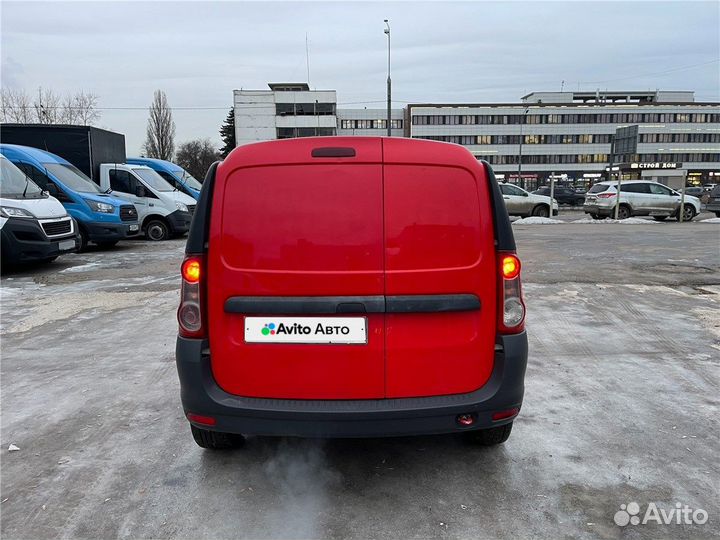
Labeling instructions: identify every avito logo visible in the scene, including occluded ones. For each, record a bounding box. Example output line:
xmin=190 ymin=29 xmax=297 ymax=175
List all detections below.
xmin=261 ymin=323 xmax=276 ymax=336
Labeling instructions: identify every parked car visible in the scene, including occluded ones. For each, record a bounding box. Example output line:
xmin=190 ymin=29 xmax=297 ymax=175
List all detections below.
xmin=684 ymin=187 xmax=705 ymax=198
xmin=706 ymin=185 xmax=720 ymax=217
xmin=583 ymin=180 xmax=701 ymax=221
xmin=97 ymin=163 xmax=196 ymax=241
xmin=126 ymin=157 xmax=202 ymax=200
xmin=0 ymin=144 xmax=140 ymax=249
xmin=702 ymin=183 xmax=717 ymax=192
xmin=0 ymin=155 xmax=79 ymax=266
xmin=532 ymin=186 xmax=585 ymax=206
xmin=500 ymin=183 xmax=559 ymax=217
xmin=176 ymin=137 xmax=528 ymax=449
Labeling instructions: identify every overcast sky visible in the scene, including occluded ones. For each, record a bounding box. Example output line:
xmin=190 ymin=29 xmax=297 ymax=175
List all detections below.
xmin=2 ymin=1 xmax=719 ymax=154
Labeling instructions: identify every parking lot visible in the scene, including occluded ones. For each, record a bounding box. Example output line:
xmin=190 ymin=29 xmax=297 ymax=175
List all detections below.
xmin=1 ymin=219 xmax=719 ymax=540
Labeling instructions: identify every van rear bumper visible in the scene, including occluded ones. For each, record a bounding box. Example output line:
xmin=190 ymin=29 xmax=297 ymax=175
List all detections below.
xmin=175 ymin=331 xmax=528 ymax=438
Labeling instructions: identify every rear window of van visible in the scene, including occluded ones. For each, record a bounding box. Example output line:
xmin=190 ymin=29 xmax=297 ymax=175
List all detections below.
xmin=588 ymin=184 xmax=610 ymax=193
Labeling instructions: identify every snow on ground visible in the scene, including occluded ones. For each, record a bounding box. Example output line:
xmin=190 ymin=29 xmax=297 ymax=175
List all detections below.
xmin=699 ymin=217 xmax=720 ymax=223
xmin=572 ymin=217 xmax=657 ymax=224
xmin=512 ymin=217 xmax=565 ymax=225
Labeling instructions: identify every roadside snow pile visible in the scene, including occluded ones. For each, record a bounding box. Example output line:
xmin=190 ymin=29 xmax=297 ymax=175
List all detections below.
xmin=573 ymin=217 xmax=655 ymax=225
xmin=512 ymin=217 xmax=564 ymax=225
xmin=699 ymin=217 xmax=720 ymax=223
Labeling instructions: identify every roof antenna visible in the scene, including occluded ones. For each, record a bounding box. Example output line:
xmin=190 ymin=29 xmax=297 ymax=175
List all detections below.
xmin=305 ymin=32 xmax=311 ymax=89
xmin=560 ymin=80 xmax=564 ymax=92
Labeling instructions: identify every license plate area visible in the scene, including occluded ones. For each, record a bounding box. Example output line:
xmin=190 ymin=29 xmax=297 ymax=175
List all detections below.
xmin=245 ymin=316 xmax=367 ymax=344
xmin=58 ymin=239 xmax=76 ymax=250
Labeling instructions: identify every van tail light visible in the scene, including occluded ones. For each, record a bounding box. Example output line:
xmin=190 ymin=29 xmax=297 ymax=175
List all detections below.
xmin=597 ymin=192 xmax=616 ymax=199
xmin=498 ymin=253 xmax=525 ymax=334
xmin=178 ymin=255 xmax=206 ymax=338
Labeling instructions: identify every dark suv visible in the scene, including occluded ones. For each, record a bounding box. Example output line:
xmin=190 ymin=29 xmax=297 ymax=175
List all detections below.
xmin=532 ymin=186 xmax=585 ymax=206
xmin=707 ymin=185 xmax=720 ymax=217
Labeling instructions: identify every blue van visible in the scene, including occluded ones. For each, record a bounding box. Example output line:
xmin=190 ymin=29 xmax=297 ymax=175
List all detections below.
xmin=126 ymin=157 xmax=202 ymax=200
xmin=0 ymin=144 xmax=140 ymax=249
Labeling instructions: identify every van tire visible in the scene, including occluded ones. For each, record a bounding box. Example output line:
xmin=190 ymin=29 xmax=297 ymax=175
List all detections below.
xmin=96 ymin=240 xmax=118 ymax=248
xmin=590 ymin=213 xmax=602 ymax=220
xmin=532 ymin=205 xmax=550 ymax=218
xmin=190 ymin=425 xmax=245 ymax=450
xmin=144 ymin=219 xmax=170 ymax=241
xmin=464 ymin=422 xmax=513 ymax=446
xmin=78 ymin=228 xmax=89 ymax=252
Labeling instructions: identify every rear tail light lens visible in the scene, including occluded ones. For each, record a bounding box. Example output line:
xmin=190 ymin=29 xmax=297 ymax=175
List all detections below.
xmin=178 ymin=255 xmax=206 ymax=338
xmin=187 ymin=413 xmax=216 ymax=426
xmin=597 ymin=192 xmax=616 ymax=199
xmin=492 ymin=408 xmax=520 ymax=421
xmin=498 ymin=252 xmax=525 ymax=334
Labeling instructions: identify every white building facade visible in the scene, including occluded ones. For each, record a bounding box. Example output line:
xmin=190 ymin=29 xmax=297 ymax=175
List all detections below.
xmin=336 ymin=108 xmax=404 ymax=137
xmin=408 ymin=91 xmax=720 ymax=188
xmin=232 ymin=86 xmax=719 ymax=188
xmin=234 ymin=83 xmax=337 ymax=146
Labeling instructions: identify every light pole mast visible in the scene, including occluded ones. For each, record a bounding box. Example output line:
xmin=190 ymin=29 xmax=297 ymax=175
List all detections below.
xmin=518 ymin=107 xmax=529 ymax=188
xmin=384 ymin=19 xmax=391 ymax=137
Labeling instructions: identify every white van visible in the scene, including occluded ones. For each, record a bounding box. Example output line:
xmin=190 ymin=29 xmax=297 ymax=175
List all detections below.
xmin=98 ymin=164 xmax=196 ymax=241
xmin=0 ymin=155 xmax=78 ymax=265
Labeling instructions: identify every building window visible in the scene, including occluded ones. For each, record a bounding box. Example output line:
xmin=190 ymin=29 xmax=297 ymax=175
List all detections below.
xmin=277 ymin=103 xmax=336 ymax=116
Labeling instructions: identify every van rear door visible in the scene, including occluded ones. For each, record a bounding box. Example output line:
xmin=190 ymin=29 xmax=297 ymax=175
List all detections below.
xmin=207 ymin=139 xmax=385 ymax=399
xmin=382 ymin=138 xmax=498 ymax=398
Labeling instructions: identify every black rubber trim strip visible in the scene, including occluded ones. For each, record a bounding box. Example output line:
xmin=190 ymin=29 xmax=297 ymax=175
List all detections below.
xmin=185 ymin=161 xmax=219 ymax=254
xmin=386 ymin=294 xmax=480 ymax=313
xmin=224 ymin=294 xmax=480 ymax=314
xmin=480 ymin=160 xmax=516 ymax=252
xmin=311 ymin=147 xmax=356 ymax=158
xmin=225 ymin=296 xmax=386 ymax=314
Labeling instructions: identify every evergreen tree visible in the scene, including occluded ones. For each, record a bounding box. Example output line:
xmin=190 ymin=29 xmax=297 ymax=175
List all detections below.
xmin=219 ymin=107 xmax=236 ymax=158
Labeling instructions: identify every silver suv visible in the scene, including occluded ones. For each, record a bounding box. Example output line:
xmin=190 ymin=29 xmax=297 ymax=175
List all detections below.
xmin=584 ymin=180 xmax=701 ymax=221
xmin=499 ymin=183 xmax=559 ymax=218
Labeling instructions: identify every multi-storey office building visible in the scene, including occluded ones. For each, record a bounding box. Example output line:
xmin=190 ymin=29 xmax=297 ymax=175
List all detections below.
xmin=233 ymin=86 xmax=719 ymax=189
xmin=336 ymin=108 xmax=405 ymax=137
xmin=233 ymin=83 xmax=337 ymax=146
xmin=407 ymin=91 xmax=720 ymax=188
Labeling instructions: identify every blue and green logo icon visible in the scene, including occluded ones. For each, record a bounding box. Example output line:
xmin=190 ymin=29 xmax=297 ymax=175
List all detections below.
xmin=261 ymin=323 xmax=276 ymax=336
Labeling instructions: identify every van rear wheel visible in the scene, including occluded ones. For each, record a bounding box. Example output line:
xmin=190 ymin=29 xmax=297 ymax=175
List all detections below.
xmin=145 ymin=219 xmax=170 ymax=241
xmin=532 ymin=205 xmax=550 ymax=218
xmin=463 ymin=422 xmax=513 ymax=446
xmin=190 ymin=425 xmax=245 ymax=450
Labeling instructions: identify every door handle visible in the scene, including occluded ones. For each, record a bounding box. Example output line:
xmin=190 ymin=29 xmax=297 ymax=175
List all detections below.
xmin=503 ymin=196 xmax=510 ymax=200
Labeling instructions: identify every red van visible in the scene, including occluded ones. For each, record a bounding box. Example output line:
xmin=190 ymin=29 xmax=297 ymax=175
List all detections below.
xmin=175 ymin=137 xmax=528 ymax=449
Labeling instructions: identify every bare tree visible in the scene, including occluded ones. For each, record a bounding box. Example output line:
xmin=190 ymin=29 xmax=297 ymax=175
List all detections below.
xmin=33 ymin=87 xmax=62 ymax=124
xmin=143 ymin=90 xmax=175 ymax=160
xmin=1 ymin=87 xmax=101 ymax=125
xmin=175 ymin=138 xmax=221 ymax=180
xmin=60 ymin=93 xmax=78 ymax=124
xmin=0 ymin=88 xmax=33 ymax=123
xmin=73 ymin=91 xmax=100 ymax=125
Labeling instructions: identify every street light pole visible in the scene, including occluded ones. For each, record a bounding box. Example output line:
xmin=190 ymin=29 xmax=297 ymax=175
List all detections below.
xmin=384 ymin=19 xmax=391 ymax=137
xmin=518 ymin=107 xmax=529 ymax=188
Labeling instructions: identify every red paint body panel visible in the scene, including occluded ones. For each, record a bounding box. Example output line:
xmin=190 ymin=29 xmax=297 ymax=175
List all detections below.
xmin=382 ymin=139 xmax=497 ymax=397
xmin=207 ymin=137 xmax=497 ymax=400
xmin=207 ymin=139 xmax=385 ymax=399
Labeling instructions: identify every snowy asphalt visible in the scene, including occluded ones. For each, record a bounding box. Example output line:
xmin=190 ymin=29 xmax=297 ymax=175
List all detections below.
xmin=1 ymin=219 xmax=719 ymax=540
